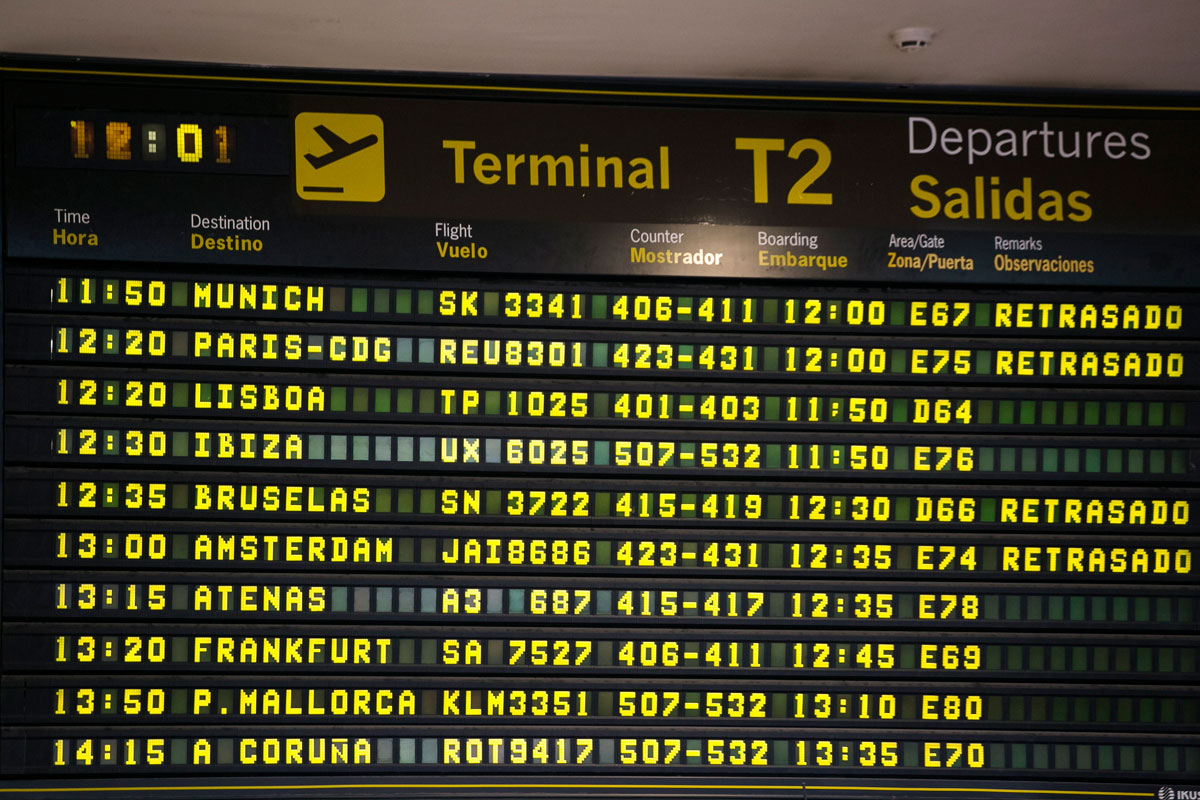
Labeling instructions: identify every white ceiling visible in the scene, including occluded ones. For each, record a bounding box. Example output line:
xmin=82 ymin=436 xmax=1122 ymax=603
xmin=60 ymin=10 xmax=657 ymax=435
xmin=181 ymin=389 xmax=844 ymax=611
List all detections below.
xmin=2 ymin=0 xmax=1199 ymax=93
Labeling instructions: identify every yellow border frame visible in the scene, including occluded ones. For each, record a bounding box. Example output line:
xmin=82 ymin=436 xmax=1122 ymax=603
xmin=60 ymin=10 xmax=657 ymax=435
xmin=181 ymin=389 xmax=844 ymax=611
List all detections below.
xmin=0 ymin=57 xmax=1184 ymax=800
xmin=1 ymin=64 xmax=1198 ymax=113
xmin=0 ymin=782 xmax=1157 ymax=796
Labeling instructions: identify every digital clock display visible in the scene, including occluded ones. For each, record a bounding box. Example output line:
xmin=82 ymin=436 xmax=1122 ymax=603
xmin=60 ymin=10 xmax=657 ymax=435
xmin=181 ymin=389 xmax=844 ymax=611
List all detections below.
xmin=1 ymin=57 xmax=1197 ymax=799
xmin=16 ymin=107 xmax=286 ymax=176
xmin=67 ymin=118 xmax=233 ymax=164
xmin=65 ymin=116 xmax=231 ymax=164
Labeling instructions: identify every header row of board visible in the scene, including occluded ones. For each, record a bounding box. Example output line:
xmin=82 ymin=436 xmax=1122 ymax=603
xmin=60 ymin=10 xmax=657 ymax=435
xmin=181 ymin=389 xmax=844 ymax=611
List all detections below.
xmin=3 ymin=60 xmax=1199 ymax=284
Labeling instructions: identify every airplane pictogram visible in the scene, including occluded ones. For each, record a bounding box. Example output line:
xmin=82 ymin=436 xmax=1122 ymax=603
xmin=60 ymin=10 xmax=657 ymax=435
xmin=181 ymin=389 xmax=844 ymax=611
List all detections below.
xmin=294 ymin=112 xmax=385 ymax=202
xmin=303 ymin=125 xmax=379 ymax=169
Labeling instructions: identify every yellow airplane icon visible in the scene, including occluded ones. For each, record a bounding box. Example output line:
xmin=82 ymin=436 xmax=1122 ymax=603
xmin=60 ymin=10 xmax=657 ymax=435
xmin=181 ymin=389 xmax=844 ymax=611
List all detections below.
xmin=305 ymin=125 xmax=378 ymax=169
xmin=295 ymin=112 xmax=384 ymax=202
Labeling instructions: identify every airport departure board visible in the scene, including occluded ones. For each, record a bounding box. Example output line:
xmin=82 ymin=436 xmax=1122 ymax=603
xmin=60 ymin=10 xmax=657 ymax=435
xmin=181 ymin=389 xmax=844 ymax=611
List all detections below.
xmin=0 ymin=56 xmax=1197 ymax=799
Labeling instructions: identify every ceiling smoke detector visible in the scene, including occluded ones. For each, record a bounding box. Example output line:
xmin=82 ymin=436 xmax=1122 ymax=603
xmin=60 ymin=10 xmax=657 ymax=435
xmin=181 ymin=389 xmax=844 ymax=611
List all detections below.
xmin=891 ymin=27 xmax=935 ymax=53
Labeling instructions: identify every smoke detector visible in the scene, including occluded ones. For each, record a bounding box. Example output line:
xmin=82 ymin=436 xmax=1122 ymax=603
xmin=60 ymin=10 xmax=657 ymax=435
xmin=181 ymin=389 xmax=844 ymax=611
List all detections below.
xmin=891 ymin=27 xmax=935 ymax=52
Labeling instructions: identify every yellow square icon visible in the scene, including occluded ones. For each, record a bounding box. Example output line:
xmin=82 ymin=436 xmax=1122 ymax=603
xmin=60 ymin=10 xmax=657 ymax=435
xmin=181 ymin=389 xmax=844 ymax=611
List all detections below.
xmin=295 ymin=112 xmax=385 ymax=202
